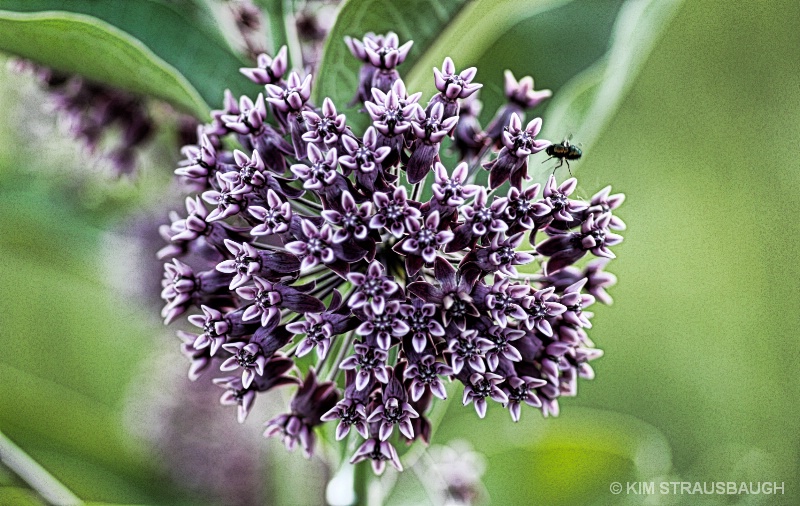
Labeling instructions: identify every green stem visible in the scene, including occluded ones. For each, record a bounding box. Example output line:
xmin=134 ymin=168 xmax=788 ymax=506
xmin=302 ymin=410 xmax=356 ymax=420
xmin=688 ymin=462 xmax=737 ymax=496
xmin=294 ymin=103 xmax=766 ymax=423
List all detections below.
xmin=258 ymin=0 xmax=303 ymax=67
xmin=0 ymin=431 xmax=82 ymax=506
xmin=353 ymin=461 xmax=370 ymax=506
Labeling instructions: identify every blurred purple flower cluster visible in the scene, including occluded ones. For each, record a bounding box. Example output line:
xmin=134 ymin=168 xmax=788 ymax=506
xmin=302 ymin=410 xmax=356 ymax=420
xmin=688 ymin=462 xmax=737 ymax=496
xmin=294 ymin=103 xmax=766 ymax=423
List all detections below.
xmin=158 ymin=31 xmax=625 ymax=474
xmin=12 ymin=60 xmax=155 ymax=175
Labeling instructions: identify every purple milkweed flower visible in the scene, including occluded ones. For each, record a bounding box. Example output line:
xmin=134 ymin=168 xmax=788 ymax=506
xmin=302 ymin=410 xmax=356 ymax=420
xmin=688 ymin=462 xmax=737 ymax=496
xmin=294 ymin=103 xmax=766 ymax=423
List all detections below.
xmin=240 ymin=46 xmax=288 ymax=85
xmin=157 ymin=32 xmax=626 ymax=475
xmin=395 ymin=211 xmax=454 ymax=276
xmin=483 ymin=113 xmax=549 ymax=189
xmin=448 ymin=188 xmax=508 ymax=252
xmin=429 ymin=161 xmax=480 ymax=217
xmin=169 ymin=196 xmax=210 ymax=243
xmin=221 ymin=93 xmax=268 ymax=136
xmin=176 ymin=133 xmax=218 ymax=183
xmin=558 ymin=279 xmax=595 ymax=328
xmin=502 ymin=375 xmax=547 ymax=422
xmin=287 ymin=290 xmax=359 ymax=359
xmin=406 ymin=102 xmax=459 ymax=184
xmin=447 ymin=329 xmax=493 ymax=374
xmin=321 ymin=371 xmax=371 ymax=440
xmin=588 ymin=185 xmax=627 ymax=230
xmin=482 ymin=276 xmax=529 ymax=327
xmin=462 ymin=231 xmax=535 ymax=277
xmin=285 ymin=219 xmax=352 ymax=275
xmin=369 ymin=186 xmax=421 ymax=238
xmin=302 ymin=97 xmax=352 ymax=152
xmin=339 ymin=127 xmax=392 ymax=192
xmin=367 ymin=365 xmax=419 ymax=440
xmin=483 ymin=325 xmax=524 ymax=371
xmin=216 ymin=239 xmax=300 ymax=289
xmin=321 ymin=191 xmax=374 ymax=249
xmin=405 ymin=354 xmax=451 ymax=401
xmin=265 ymin=72 xmax=313 ymax=114
xmin=177 ymin=330 xmax=214 ymax=381
xmin=340 ymin=343 xmax=390 ymax=390
xmin=214 ymin=354 xmax=298 ymax=423
xmin=248 ymin=189 xmax=292 ymax=236
xmin=266 ymin=72 xmax=314 ymax=157
xmin=503 ymin=184 xmax=542 ymax=234
xmin=428 ymin=57 xmax=482 ymax=119
xmin=408 ymin=257 xmax=479 ymax=329
xmin=365 ymin=79 xmax=423 ymax=167
xmin=461 ymin=372 xmax=507 ymax=418
xmin=236 ymin=276 xmax=324 ymax=326
xmin=350 ymin=433 xmax=403 ymax=475
xmin=534 ymin=175 xmax=589 ymax=226
xmin=399 ymin=298 xmax=446 ymax=353
xmin=355 ymin=301 xmax=409 ymax=350
xmin=187 ymin=305 xmax=231 ymax=356
xmin=161 ymin=259 xmax=232 ymax=324
xmin=347 ymin=260 xmax=400 ymax=314
xmin=521 ymin=287 xmax=566 ymax=336
xmin=290 ymin=144 xmax=340 ymax=191
xmin=485 ymin=70 xmax=552 ymax=143
xmin=220 ymin=341 xmax=268 ymax=389
xmin=264 ymin=369 xmax=339 ymax=458
xmin=202 ymin=173 xmax=247 ymax=222
xmin=221 ymin=149 xmax=270 ymax=193
xmin=536 ymin=212 xmax=624 ymax=275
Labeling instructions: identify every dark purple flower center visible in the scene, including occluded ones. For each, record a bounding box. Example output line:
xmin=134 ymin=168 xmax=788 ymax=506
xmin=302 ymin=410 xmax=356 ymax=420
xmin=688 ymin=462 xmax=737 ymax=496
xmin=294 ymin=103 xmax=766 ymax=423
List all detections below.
xmin=382 ymin=398 xmax=404 ymax=422
xmin=455 ymin=338 xmax=481 ymax=359
xmin=340 ymin=404 xmax=363 ymax=425
xmin=550 ymin=193 xmax=568 ymax=212
xmin=415 ymin=363 xmax=438 ymax=384
xmin=306 ymin=237 xmax=329 ymax=258
xmin=414 ymin=227 xmax=436 ymax=248
xmin=256 ymin=289 xmax=278 ymax=308
xmin=355 ymin=146 xmax=373 ymax=167
xmin=310 ymin=162 xmax=333 ymax=182
xmin=203 ymin=321 xmax=222 ymax=337
xmin=507 ymin=385 xmax=528 ymax=403
xmin=371 ymin=312 xmax=395 ymax=333
xmin=408 ymin=310 xmax=432 ymax=333
xmin=470 ymin=379 xmax=493 ymax=399
xmin=495 ymin=245 xmax=516 ymax=265
xmin=447 ymin=297 xmax=469 ymax=319
xmin=238 ymin=166 xmax=260 ymax=186
xmin=236 ymin=349 xmax=257 ymax=367
xmin=357 ymin=349 xmax=383 ymax=371
xmin=235 ymin=253 xmax=260 ymax=273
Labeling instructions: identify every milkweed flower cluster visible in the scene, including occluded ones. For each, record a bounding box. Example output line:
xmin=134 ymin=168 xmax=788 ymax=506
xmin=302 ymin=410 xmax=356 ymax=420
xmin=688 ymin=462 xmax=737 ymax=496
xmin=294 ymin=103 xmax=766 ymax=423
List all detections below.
xmin=11 ymin=60 xmax=154 ymax=175
xmin=158 ymin=32 xmax=625 ymax=474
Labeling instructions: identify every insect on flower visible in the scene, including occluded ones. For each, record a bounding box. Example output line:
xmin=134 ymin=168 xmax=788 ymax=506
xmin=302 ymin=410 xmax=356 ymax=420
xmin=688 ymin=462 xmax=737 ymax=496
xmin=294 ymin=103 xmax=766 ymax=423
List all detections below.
xmin=544 ymin=135 xmax=583 ymax=175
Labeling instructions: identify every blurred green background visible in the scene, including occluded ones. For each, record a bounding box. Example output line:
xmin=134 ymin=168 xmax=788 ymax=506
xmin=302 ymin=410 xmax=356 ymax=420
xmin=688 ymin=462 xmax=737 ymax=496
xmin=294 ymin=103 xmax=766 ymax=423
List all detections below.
xmin=1 ymin=0 xmax=799 ymax=505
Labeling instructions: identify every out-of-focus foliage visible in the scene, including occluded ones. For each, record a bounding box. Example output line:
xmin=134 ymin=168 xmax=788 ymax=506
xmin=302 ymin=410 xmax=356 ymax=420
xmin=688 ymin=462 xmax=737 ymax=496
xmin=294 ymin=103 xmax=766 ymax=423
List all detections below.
xmin=0 ymin=0 xmax=261 ymax=113
xmin=1 ymin=0 xmax=800 ymax=504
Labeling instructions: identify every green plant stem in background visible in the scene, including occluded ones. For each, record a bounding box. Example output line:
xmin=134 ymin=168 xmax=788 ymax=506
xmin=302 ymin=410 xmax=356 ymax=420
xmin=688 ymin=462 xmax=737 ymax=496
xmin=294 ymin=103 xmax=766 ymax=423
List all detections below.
xmin=0 ymin=431 xmax=83 ymax=506
xmin=256 ymin=0 xmax=303 ymax=67
xmin=353 ymin=460 xmax=369 ymax=506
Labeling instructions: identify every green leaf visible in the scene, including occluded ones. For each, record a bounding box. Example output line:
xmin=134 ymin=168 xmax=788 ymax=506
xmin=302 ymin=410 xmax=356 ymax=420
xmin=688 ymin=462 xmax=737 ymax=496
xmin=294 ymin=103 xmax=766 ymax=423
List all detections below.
xmin=540 ymin=0 xmax=685 ymax=158
xmin=0 ymin=0 xmax=261 ymax=113
xmin=0 ymin=10 xmax=207 ymax=116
